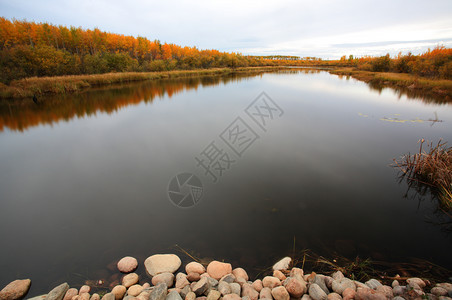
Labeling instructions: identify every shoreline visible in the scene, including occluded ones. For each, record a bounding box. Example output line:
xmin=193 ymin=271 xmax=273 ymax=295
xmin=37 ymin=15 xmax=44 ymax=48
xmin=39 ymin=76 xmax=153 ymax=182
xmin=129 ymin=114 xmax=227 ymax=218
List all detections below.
xmin=0 ymin=67 xmax=284 ymax=99
xmin=327 ymin=67 xmax=452 ymax=102
xmin=1 ymin=254 xmax=451 ymax=300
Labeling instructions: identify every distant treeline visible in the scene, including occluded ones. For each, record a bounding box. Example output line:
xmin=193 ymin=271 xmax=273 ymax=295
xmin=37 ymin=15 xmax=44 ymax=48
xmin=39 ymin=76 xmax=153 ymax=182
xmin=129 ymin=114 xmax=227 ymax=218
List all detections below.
xmin=0 ymin=17 xmax=286 ymax=84
xmin=336 ymin=47 xmax=452 ymax=79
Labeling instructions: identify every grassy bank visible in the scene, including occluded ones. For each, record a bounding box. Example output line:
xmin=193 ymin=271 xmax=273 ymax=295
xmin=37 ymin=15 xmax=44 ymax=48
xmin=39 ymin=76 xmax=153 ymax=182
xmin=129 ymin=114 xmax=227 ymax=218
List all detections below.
xmin=329 ymin=67 xmax=452 ymax=101
xmin=0 ymin=67 xmax=283 ymax=99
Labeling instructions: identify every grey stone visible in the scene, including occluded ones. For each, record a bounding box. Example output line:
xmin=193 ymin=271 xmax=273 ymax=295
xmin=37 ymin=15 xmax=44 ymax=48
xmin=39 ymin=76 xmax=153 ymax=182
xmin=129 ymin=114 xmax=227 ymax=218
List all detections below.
xmin=432 ymin=287 xmax=449 ymax=297
xmin=28 ymin=295 xmax=47 ymax=300
xmin=206 ymin=290 xmax=221 ymax=300
xmin=145 ymin=255 xmax=182 ymax=277
xmin=393 ymin=297 xmax=405 ymax=300
xmin=331 ymin=272 xmax=344 ymax=281
xmin=149 ymin=283 xmax=168 ymax=300
xmin=241 ymin=284 xmax=258 ymax=300
xmin=365 ymin=279 xmax=382 ymax=290
xmin=192 ymin=278 xmax=209 ymax=296
xmin=220 ymin=274 xmax=236 ymax=284
xmin=272 ymin=257 xmax=291 ymax=271
xmin=308 ymin=284 xmax=327 ymax=300
xmin=218 ymin=281 xmax=231 ymax=295
xmin=185 ymin=292 xmax=196 ymax=300
xmin=313 ymin=275 xmax=329 ymax=294
xmin=332 ymin=278 xmax=355 ymax=294
xmin=101 ymin=293 xmax=116 ymax=300
xmin=180 ymin=286 xmax=191 ymax=299
xmin=230 ymin=283 xmax=241 ymax=295
xmin=166 ymin=291 xmax=183 ymax=300
xmin=46 ymin=283 xmax=70 ymax=300
xmin=393 ymin=286 xmax=406 ymax=296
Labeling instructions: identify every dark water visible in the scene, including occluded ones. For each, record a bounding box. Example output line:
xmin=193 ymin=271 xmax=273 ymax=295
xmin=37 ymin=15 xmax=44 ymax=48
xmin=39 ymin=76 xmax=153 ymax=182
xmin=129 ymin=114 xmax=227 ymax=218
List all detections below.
xmin=0 ymin=69 xmax=451 ymax=295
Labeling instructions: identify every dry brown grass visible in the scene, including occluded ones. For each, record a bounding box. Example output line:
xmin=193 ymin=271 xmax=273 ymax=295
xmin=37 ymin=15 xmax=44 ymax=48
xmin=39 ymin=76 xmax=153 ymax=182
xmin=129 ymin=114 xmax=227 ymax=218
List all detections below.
xmin=394 ymin=139 xmax=452 ymax=210
xmin=0 ymin=67 xmax=283 ymax=99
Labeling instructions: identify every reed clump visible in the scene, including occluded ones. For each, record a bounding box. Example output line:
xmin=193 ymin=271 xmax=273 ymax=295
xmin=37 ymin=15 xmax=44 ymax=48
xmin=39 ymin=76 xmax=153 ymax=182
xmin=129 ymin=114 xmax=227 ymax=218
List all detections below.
xmin=394 ymin=139 xmax=452 ymax=210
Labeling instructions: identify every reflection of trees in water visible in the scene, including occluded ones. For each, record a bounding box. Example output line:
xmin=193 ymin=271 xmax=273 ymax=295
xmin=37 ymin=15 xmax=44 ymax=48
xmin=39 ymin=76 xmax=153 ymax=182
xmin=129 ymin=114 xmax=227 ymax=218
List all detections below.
xmin=0 ymin=72 xmax=267 ymax=132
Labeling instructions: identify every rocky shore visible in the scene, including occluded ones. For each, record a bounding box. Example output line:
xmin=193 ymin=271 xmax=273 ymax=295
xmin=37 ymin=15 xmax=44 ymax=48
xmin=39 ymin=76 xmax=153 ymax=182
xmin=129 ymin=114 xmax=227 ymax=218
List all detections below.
xmin=1 ymin=254 xmax=451 ymax=300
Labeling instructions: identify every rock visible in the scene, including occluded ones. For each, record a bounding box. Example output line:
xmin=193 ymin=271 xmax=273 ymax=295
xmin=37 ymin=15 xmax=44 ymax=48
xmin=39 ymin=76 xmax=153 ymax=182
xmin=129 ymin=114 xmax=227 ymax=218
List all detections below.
xmin=232 ymin=268 xmax=249 ymax=281
xmin=187 ymin=273 xmax=201 ymax=282
xmin=432 ymin=287 xmax=449 ymax=296
xmin=375 ymin=286 xmax=393 ymax=298
xmin=324 ymin=277 xmax=333 ymax=291
xmin=392 ymin=286 xmax=405 ymax=296
xmin=271 ymin=286 xmax=289 ymax=300
xmin=332 ymin=278 xmax=355 ymax=295
xmin=111 ymin=285 xmax=127 ymax=300
xmin=327 ymin=293 xmax=341 ymax=300
xmin=206 ymin=278 xmax=218 ymax=289
xmin=241 ymin=284 xmax=258 ymax=300
xmin=331 ymin=272 xmax=344 ymax=281
xmin=218 ymin=281 xmax=231 ymax=295
xmin=101 ymin=293 xmax=116 ymax=300
xmin=46 ymin=283 xmax=70 ymax=300
xmin=206 ymin=261 xmax=232 ymax=280
xmin=230 ymin=283 xmax=241 ymax=295
xmin=272 ymin=258 xmax=291 ymax=271
xmin=149 ymin=283 xmax=168 ymax=300
xmin=273 ymin=271 xmax=286 ymax=282
xmin=308 ymin=284 xmax=327 ymax=300
xmin=364 ymin=279 xmax=382 ymax=290
xmin=180 ymin=286 xmax=191 ymax=299
xmin=284 ymin=277 xmax=306 ymax=298
xmin=0 ymin=279 xmax=32 ymax=300
xmin=259 ymin=287 xmax=272 ymax=299
xmin=142 ymin=283 xmax=151 ymax=289
xmin=223 ymin=295 xmax=241 ymax=300
xmin=220 ymin=274 xmax=235 ymax=284
xmin=144 ymin=254 xmax=181 ymax=277
xmin=27 ymin=295 xmax=47 ymax=300
xmin=234 ymin=278 xmax=246 ymax=286
xmin=79 ymin=286 xmax=91 ymax=295
xmin=166 ymin=291 xmax=182 ymax=300
xmin=353 ymin=281 xmax=368 ymax=290
xmin=128 ymin=285 xmax=144 ymax=297
xmin=176 ymin=274 xmax=190 ymax=289
xmin=90 ymin=294 xmax=100 ymax=300
xmin=392 ymin=297 xmax=405 ymax=300
xmin=355 ymin=287 xmax=386 ymax=300
xmin=312 ymin=275 xmax=329 ymax=294
xmin=251 ymin=280 xmax=262 ymax=293
xmin=152 ymin=273 xmax=175 ymax=288
xmin=206 ymin=290 xmax=220 ymax=300
xmin=391 ymin=280 xmax=399 ymax=288
xmin=342 ymin=288 xmax=355 ymax=300
xmin=185 ymin=262 xmax=206 ymax=275
xmin=301 ymin=295 xmax=312 ymax=300
xmin=185 ymin=292 xmax=196 ymax=300
xmin=192 ymin=277 xmax=209 ymax=296
xmin=406 ymin=278 xmax=426 ymax=288
xmin=123 ymin=274 xmax=140 ymax=288
xmin=436 ymin=283 xmax=452 ymax=292
xmin=79 ymin=293 xmax=90 ymax=300
xmin=118 ymin=257 xmax=139 ymax=273
xmin=64 ymin=289 xmax=79 ymax=300
xmin=262 ymin=277 xmax=281 ymax=289
xmin=290 ymin=268 xmax=304 ymax=279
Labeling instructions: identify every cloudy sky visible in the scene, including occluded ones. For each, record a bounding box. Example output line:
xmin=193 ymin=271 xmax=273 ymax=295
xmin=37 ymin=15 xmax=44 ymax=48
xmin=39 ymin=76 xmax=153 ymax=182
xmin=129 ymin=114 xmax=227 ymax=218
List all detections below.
xmin=1 ymin=0 xmax=451 ymax=59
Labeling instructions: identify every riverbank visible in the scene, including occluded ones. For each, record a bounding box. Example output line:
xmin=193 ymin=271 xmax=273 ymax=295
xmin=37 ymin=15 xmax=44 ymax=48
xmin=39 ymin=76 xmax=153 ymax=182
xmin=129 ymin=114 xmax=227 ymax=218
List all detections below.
xmin=328 ymin=68 xmax=452 ymax=101
xmin=1 ymin=254 xmax=451 ymax=300
xmin=0 ymin=67 xmax=284 ymax=99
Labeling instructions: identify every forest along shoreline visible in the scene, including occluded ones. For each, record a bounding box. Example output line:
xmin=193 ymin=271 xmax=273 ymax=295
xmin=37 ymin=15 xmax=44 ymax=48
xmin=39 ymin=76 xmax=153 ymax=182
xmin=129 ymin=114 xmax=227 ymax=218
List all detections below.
xmin=1 ymin=254 xmax=452 ymax=300
xmin=0 ymin=67 xmax=284 ymax=99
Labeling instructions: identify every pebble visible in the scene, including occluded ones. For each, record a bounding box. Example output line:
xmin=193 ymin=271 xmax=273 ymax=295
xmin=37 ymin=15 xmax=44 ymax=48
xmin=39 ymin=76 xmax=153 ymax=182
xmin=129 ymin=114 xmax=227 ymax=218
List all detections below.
xmin=365 ymin=279 xmax=383 ymax=290
xmin=166 ymin=290 xmax=183 ymax=300
xmin=150 ymin=283 xmax=168 ymax=300
xmin=230 ymin=283 xmax=241 ymax=295
xmin=355 ymin=287 xmax=386 ymax=300
xmin=192 ymin=277 xmax=209 ymax=296
xmin=309 ymin=284 xmax=327 ymax=300
xmin=118 ymin=257 xmax=139 ymax=273
xmin=332 ymin=278 xmax=355 ymax=294
xmin=64 ymin=289 xmax=79 ymax=300
xmin=376 ymin=285 xmax=393 ymax=298
xmin=327 ymin=292 xmax=341 ymax=300
xmin=331 ymin=271 xmax=344 ymax=281
xmin=271 ymin=286 xmax=290 ymax=300
xmin=272 ymin=257 xmax=291 ymax=271
xmin=152 ymin=273 xmax=175 ymax=288
xmin=186 ymin=262 xmax=206 ymax=275
xmin=79 ymin=293 xmax=90 ymax=300
xmin=206 ymin=290 xmax=221 ymax=300
xmin=176 ymin=274 xmax=190 ymax=289
xmin=324 ymin=276 xmax=333 ymax=290
xmin=232 ymin=268 xmax=248 ymax=281
xmin=219 ymin=274 xmax=235 ymax=284
xmin=301 ymin=295 xmax=312 ymax=300
xmin=142 ymin=283 xmax=151 ymax=289
xmin=101 ymin=293 xmax=115 ymax=300
xmin=206 ymin=261 xmax=232 ymax=280
xmin=123 ymin=273 xmax=140 ymax=288
xmin=262 ymin=276 xmax=281 ymax=289
xmin=391 ymin=280 xmax=399 ymax=288
xmin=218 ymin=281 xmax=231 ymax=295
xmin=46 ymin=282 xmax=70 ymax=300
xmin=393 ymin=285 xmax=405 ymax=296
xmin=313 ymin=275 xmax=329 ymax=294
xmin=79 ymin=286 xmax=91 ymax=295
xmin=241 ymin=283 xmax=258 ymax=300
xmin=187 ymin=273 xmax=201 ymax=282
xmin=342 ymin=287 xmax=355 ymax=300
xmin=128 ymin=285 xmax=144 ymax=297
xmin=223 ymin=295 xmax=241 ymax=300
xmin=406 ymin=278 xmax=426 ymax=288
xmin=284 ymin=277 xmax=306 ymax=298
xmin=145 ymin=254 xmax=182 ymax=277
xmin=432 ymin=287 xmax=449 ymax=296
xmin=90 ymin=294 xmax=100 ymax=300
xmin=259 ymin=287 xmax=272 ymax=299
xmin=111 ymin=285 xmax=127 ymax=300
xmin=290 ymin=268 xmax=304 ymax=279
xmin=273 ymin=270 xmax=286 ymax=281
xmin=185 ymin=292 xmax=196 ymax=300
xmin=251 ymin=280 xmax=263 ymax=293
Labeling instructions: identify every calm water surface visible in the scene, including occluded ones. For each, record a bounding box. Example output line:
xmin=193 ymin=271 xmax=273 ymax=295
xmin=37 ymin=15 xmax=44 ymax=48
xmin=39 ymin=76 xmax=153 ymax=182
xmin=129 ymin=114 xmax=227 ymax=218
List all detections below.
xmin=0 ymin=69 xmax=451 ymax=295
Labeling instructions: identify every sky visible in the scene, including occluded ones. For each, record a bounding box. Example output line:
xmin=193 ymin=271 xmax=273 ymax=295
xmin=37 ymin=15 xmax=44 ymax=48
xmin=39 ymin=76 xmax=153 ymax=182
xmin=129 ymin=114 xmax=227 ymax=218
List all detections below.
xmin=1 ymin=0 xmax=451 ymax=59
